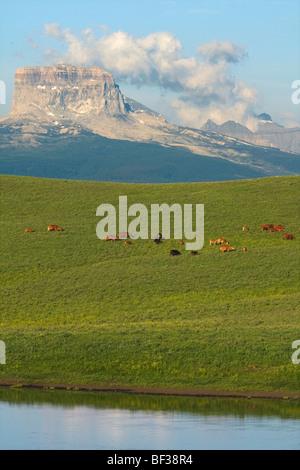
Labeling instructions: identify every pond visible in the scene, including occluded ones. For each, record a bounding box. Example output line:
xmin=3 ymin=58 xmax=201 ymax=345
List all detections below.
xmin=0 ymin=387 xmax=299 ymax=450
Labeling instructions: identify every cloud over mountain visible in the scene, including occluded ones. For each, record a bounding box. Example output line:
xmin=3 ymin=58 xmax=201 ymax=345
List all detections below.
xmin=42 ymin=23 xmax=258 ymax=128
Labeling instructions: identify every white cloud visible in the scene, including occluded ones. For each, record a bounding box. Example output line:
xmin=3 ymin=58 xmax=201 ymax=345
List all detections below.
xmin=197 ymin=39 xmax=246 ymax=63
xmin=41 ymin=23 xmax=258 ymax=127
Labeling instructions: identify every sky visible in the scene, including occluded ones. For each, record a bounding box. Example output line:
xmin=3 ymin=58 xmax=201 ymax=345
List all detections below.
xmin=0 ymin=0 xmax=299 ymax=129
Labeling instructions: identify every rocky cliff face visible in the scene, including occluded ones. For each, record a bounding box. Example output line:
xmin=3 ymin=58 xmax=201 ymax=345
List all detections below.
xmin=1 ymin=65 xmax=299 ymax=171
xmin=10 ymin=65 xmax=127 ymax=119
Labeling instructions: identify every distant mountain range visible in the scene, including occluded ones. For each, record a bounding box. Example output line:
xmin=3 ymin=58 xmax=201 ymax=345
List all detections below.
xmin=0 ymin=64 xmax=299 ymax=183
xmin=201 ymin=114 xmax=300 ymax=154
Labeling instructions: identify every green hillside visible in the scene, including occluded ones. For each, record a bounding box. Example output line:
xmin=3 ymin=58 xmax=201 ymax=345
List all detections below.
xmin=1 ymin=130 xmax=299 ymax=183
xmin=0 ymin=174 xmax=299 ymax=396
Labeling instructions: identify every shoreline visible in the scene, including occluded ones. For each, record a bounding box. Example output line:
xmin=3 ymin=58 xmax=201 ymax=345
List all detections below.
xmin=0 ymin=381 xmax=299 ymax=400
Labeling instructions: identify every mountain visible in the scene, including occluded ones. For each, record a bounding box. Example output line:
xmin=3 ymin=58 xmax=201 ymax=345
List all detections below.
xmin=0 ymin=64 xmax=299 ymax=183
xmin=201 ymin=115 xmax=300 ymax=154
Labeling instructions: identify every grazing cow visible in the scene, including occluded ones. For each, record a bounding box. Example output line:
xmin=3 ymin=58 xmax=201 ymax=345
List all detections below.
xmin=210 ymin=239 xmax=223 ymax=245
xmin=243 ymin=226 xmax=249 ymax=231
xmin=283 ymin=233 xmax=295 ymax=240
xmin=217 ymin=238 xmax=229 ymax=245
xmin=190 ymin=251 xmax=198 ymax=255
xmin=105 ymin=235 xmax=119 ymax=241
xmin=118 ymin=232 xmax=130 ymax=239
xmin=124 ymin=240 xmax=133 ymax=245
xmin=25 ymin=228 xmax=34 ymax=233
xmin=170 ymin=249 xmax=181 ymax=256
xmin=47 ymin=225 xmax=63 ymax=231
xmin=273 ymin=224 xmax=285 ymax=232
xmin=154 ymin=238 xmax=161 ymax=244
xmin=179 ymin=240 xmax=184 ymax=245
xmin=261 ymin=224 xmax=273 ymax=231
xmin=220 ymin=245 xmax=235 ymax=253
xmin=243 ymin=247 xmax=247 ymax=252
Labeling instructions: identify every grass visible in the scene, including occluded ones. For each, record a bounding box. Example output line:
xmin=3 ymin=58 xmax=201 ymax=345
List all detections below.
xmin=0 ymin=174 xmax=299 ymax=395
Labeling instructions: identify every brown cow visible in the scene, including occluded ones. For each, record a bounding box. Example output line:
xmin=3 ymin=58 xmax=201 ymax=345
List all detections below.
xmin=25 ymin=228 xmax=34 ymax=233
xmin=124 ymin=240 xmax=133 ymax=245
xmin=105 ymin=235 xmax=119 ymax=241
xmin=243 ymin=247 xmax=247 ymax=252
xmin=242 ymin=226 xmax=249 ymax=231
xmin=261 ymin=224 xmax=273 ymax=231
xmin=210 ymin=239 xmax=224 ymax=245
xmin=218 ymin=238 xmax=229 ymax=244
xmin=273 ymin=224 xmax=285 ymax=232
xmin=179 ymin=240 xmax=184 ymax=245
xmin=47 ymin=225 xmax=63 ymax=231
xmin=220 ymin=245 xmax=235 ymax=252
xmin=283 ymin=233 xmax=295 ymax=240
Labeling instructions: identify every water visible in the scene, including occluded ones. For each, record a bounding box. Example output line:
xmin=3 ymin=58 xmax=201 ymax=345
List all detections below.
xmin=0 ymin=388 xmax=299 ymax=450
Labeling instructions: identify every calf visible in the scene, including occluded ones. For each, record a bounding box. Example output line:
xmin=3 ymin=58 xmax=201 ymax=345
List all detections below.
xmin=25 ymin=228 xmax=34 ymax=233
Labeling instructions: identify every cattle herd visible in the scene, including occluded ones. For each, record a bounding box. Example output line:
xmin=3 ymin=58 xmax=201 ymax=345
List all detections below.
xmin=24 ymin=223 xmax=296 ymax=256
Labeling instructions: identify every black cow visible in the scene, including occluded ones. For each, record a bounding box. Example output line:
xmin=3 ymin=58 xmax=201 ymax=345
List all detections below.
xmin=170 ymin=249 xmax=181 ymax=256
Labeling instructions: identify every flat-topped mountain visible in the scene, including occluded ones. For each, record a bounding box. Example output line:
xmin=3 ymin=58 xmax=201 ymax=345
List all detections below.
xmin=0 ymin=64 xmax=299 ymax=182
xmin=10 ymin=64 xmax=127 ymax=118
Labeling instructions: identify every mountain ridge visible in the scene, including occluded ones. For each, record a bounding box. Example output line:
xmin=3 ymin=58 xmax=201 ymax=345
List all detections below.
xmin=0 ymin=64 xmax=299 ymax=182
xmin=201 ymin=116 xmax=300 ymax=154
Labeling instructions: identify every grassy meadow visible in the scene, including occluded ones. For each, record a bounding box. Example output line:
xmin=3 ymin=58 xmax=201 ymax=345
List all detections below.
xmin=0 ymin=174 xmax=299 ymax=395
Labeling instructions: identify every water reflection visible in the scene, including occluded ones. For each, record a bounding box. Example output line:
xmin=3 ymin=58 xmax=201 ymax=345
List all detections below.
xmin=0 ymin=387 xmax=299 ymax=450
xmin=0 ymin=387 xmax=299 ymax=419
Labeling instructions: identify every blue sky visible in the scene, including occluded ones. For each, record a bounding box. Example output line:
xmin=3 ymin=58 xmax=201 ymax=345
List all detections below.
xmin=1 ymin=0 xmax=299 ymax=128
